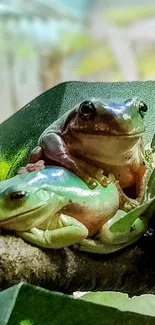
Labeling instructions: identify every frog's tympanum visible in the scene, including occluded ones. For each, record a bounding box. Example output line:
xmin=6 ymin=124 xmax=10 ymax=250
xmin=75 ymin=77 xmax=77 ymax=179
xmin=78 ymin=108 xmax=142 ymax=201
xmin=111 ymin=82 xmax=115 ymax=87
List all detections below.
xmin=30 ymin=98 xmax=148 ymax=201
xmin=0 ymin=166 xmax=150 ymax=253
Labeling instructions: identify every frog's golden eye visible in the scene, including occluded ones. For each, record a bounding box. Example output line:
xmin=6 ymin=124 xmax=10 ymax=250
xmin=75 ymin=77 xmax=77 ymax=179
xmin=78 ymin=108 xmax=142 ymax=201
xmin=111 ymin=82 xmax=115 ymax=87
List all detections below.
xmin=139 ymin=101 xmax=148 ymax=118
xmin=79 ymin=101 xmax=96 ymax=120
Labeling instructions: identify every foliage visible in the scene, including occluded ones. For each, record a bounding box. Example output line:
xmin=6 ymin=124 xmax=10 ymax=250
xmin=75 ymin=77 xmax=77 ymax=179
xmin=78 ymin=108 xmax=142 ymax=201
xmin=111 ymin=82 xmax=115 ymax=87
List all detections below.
xmin=60 ymin=32 xmax=95 ymax=53
xmin=75 ymin=42 xmax=118 ymax=77
xmin=0 ymin=159 xmax=10 ymax=181
xmin=81 ymin=291 xmax=155 ymax=317
xmin=151 ymin=133 xmax=155 ymax=150
xmin=0 ymin=144 xmax=32 ymax=181
xmin=58 ymin=33 xmax=120 ymax=79
xmin=19 ymin=321 xmax=33 ymax=325
xmin=104 ymin=7 xmax=155 ymax=26
xmin=1 ymin=283 xmax=155 ymax=325
xmin=137 ymin=48 xmax=155 ymax=79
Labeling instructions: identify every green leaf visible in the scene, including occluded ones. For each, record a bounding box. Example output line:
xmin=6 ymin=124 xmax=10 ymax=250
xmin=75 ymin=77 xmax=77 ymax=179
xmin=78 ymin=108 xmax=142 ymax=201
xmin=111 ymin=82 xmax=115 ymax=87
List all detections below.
xmin=146 ymin=169 xmax=155 ymax=199
xmin=81 ymin=291 xmax=155 ymax=317
xmin=151 ymin=134 xmax=155 ymax=150
xmin=0 ymin=142 xmax=32 ymax=181
xmin=1 ymin=283 xmax=155 ymax=325
xmin=110 ymin=199 xmax=154 ymax=233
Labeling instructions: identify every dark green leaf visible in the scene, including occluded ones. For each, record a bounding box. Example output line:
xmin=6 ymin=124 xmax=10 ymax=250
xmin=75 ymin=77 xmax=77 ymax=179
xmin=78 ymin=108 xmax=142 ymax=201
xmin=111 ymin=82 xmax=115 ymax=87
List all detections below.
xmin=110 ymin=199 xmax=154 ymax=233
xmin=1 ymin=283 xmax=155 ymax=325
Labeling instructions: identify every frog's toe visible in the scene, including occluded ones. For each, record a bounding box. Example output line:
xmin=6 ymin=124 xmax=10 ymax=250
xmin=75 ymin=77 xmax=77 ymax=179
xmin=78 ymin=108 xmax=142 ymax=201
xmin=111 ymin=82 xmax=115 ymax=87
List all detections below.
xmin=100 ymin=176 xmax=111 ymax=187
xmin=86 ymin=178 xmax=98 ymax=189
xmin=18 ymin=161 xmax=45 ymax=174
xmin=18 ymin=167 xmax=28 ymax=174
xmin=123 ymin=199 xmax=139 ymax=212
xmin=93 ymin=169 xmax=111 ymax=187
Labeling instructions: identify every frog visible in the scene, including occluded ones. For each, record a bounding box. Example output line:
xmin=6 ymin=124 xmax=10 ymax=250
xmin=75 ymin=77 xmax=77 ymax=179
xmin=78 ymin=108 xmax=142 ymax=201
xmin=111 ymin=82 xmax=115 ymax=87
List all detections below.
xmin=30 ymin=98 xmax=148 ymax=204
xmin=0 ymin=165 xmax=151 ymax=254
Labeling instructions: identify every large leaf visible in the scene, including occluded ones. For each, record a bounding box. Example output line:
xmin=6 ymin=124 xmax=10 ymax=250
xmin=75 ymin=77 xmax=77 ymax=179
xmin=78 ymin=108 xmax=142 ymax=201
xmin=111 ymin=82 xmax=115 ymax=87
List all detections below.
xmin=81 ymin=291 xmax=155 ymax=317
xmin=1 ymin=283 xmax=155 ymax=325
xmin=0 ymin=81 xmax=155 ymax=181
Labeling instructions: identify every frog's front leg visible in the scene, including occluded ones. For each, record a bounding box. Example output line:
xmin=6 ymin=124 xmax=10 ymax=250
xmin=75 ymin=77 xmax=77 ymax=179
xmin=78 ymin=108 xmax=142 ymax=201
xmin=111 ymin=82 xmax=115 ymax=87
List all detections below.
xmin=15 ymin=214 xmax=88 ymax=249
xmin=74 ymin=210 xmax=148 ymax=254
xmin=30 ymin=134 xmax=108 ymax=188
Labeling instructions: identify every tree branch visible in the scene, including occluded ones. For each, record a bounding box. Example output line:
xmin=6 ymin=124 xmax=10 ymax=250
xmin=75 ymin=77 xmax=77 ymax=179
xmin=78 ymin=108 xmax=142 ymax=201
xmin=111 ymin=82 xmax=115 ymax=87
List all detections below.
xmin=0 ymin=231 xmax=155 ymax=296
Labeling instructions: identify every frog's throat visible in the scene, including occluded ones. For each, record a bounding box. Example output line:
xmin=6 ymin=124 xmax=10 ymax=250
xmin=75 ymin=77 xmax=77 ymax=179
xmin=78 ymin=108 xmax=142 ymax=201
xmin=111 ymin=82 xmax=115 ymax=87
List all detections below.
xmin=67 ymin=131 xmax=143 ymax=167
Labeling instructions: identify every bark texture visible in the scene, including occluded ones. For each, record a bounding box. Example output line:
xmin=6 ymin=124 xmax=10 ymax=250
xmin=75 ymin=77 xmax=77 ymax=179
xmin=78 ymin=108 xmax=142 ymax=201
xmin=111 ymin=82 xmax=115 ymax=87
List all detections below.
xmin=0 ymin=231 xmax=155 ymax=296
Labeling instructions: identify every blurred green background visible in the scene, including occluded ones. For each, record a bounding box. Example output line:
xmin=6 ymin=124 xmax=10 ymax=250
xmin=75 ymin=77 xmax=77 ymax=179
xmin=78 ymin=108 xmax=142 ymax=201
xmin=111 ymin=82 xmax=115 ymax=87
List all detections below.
xmin=1 ymin=0 xmax=155 ymax=123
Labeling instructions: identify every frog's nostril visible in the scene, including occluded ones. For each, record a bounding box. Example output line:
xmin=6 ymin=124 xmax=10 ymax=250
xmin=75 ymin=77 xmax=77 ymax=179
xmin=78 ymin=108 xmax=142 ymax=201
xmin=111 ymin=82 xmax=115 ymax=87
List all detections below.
xmin=10 ymin=191 xmax=26 ymax=200
xmin=139 ymin=101 xmax=148 ymax=118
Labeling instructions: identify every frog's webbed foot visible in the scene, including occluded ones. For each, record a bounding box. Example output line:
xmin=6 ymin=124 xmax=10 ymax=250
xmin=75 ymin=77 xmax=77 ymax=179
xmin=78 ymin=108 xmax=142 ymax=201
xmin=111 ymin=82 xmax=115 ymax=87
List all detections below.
xmin=79 ymin=174 xmax=109 ymax=190
xmin=93 ymin=168 xmax=111 ymax=187
xmin=73 ymin=234 xmax=142 ymax=254
xmin=73 ymin=238 xmax=126 ymax=254
xmin=74 ymin=210 xmax=147 ymax=254
xmin=15 ymin=214 xmax=88 ymax=249
xmin=18 ymin=160 xmax=45 ymax=174
xmin=76 ymin=164 xmax=110 ymax=189
xmin=123 ymin=199 xmax=139 ymax=211
xmin=78 ymin=173 xmax=99 ymax=190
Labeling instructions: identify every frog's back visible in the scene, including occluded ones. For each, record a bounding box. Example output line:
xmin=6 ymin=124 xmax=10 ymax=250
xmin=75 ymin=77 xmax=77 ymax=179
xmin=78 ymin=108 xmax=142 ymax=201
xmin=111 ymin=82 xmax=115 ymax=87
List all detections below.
xmin=42 ymin=166 xmax=89 ymax=189
xmin=30 ymin=166 xmax=106 ymax=205
xmin=0 ymin=166 xmax=119 ymax=208
xmin=0 ymin=166 xmax=119 ymax=237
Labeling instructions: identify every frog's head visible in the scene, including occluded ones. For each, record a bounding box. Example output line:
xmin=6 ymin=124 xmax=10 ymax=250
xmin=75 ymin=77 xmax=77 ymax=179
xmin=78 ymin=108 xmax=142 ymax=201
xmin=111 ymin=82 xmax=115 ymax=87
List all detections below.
xmin=0 ymin=172 xmax=64 ymax=231
xmin=66 ymin=98 xmax=148 ymax=163
xmin=70 ymin=98 xmax=147 ymax=136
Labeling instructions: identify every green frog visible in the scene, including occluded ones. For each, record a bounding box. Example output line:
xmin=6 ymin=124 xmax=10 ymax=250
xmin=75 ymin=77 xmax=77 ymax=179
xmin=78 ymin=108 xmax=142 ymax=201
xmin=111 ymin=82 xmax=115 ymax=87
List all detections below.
xmin=30 ymin=98 xmax=148 ymax=201
xmin=0 ymin=98 xmax=152 ymax=254
xmin=0 ymin=165 xmax=152 ymax=254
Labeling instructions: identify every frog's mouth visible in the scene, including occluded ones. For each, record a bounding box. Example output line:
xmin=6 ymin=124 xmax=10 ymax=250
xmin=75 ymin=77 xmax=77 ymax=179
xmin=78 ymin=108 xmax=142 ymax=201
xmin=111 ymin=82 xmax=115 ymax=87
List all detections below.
xmin=71 ymin=125 xmax=144 ymax=137
xmin=0 ymin=203 xmax=47 ymax=228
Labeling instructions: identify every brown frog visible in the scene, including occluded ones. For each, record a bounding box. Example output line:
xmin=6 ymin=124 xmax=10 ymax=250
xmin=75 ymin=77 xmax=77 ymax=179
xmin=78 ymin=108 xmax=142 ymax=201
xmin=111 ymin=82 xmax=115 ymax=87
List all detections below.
xmin=30 ymin=98 xmax=148 ymax=201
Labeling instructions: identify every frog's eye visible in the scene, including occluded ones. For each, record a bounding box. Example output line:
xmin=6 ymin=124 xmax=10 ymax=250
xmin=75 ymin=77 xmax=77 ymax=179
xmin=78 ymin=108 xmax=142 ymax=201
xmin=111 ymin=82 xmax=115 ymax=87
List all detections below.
xmin=10 ymin=191 xmax=26 ymax=200
xmin=79 ymin=101 xmax=96 ymax=120
xmin=139 ymin=101 xmax=148 ymax=118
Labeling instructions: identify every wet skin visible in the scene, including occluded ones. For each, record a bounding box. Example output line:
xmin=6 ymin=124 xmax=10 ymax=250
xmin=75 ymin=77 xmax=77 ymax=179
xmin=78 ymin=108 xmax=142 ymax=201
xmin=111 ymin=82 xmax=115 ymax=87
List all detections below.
xmin=30 ymin=98 xmax=148 ymax=199
xmin=0 ymin=166 xmax=148 ymax=254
